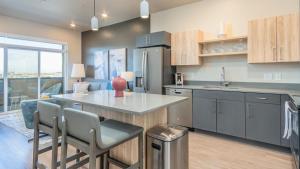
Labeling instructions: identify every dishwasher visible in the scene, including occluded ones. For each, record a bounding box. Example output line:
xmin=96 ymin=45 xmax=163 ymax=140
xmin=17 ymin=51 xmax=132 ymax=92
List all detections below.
xmin=165 ymin=88 xmax=193 ymax=128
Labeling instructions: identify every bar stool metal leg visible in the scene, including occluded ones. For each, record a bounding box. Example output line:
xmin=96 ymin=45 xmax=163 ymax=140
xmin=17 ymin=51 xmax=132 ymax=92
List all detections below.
xmin=60 ymin=119 xmax=68 ymax=169
xmin=138 ymin=132 xmax=144 ymax=169
xmin=99 ymin=155 xmax=104 ymax=169
xmin=104 ymin=152 xmax=109 ymax=169
xmin=32 ymin=112 xmax=39 ymax=169
xmin=51 ymin=116 xmax=59 ymax=169
xmin=76 ymin=149 xmax=80 ymax=164
xmin=89 ymin=129 xmax=97 ymax=169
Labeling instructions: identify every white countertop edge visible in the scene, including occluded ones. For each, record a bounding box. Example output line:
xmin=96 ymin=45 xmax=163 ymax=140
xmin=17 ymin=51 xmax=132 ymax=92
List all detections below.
xmin=53 ymin=94 xmax=188 ymax=115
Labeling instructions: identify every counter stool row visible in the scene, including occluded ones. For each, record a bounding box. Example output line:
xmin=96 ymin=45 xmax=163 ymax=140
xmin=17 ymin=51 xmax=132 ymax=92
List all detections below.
xmin=33 ymin=101 xmax=144 ymax=169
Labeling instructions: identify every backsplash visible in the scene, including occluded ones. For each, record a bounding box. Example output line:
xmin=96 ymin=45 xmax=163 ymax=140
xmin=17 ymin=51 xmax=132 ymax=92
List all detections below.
xmin=177 ymin=56 xmax=300 ymax=84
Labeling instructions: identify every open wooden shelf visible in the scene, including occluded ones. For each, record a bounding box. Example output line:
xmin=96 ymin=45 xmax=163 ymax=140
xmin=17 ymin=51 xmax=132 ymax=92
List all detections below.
xmin=199 ymin=51 xmax=248 ymax=57
xmin=199 ymin=36 xmax=247 ymax=44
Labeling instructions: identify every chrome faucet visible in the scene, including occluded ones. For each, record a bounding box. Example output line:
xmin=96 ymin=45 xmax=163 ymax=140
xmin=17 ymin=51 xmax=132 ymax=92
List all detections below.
xmin=220 ymin=66 xmax=230 ymax=87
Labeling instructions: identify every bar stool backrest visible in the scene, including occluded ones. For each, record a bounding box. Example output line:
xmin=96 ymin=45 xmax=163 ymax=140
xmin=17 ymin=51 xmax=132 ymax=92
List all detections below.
xmin=64 ymin=108 xmax=101 ymax=144
xmin=37 ymin=101 xmax=62 ymax=129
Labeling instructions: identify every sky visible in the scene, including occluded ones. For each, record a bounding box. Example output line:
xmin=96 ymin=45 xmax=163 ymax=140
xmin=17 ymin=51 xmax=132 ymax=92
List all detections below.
xmin=0 ymin=48 xmax=62 ymax=76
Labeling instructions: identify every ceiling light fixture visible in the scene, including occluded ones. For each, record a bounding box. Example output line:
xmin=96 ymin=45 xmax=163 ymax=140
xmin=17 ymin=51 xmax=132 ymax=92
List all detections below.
xmin=101 ymin=12 xmax=108 ymax=18
xmin=70 ymin=22 xmax=76 ymax=28
xmin=140 ymin=0 xmax=149 ymax=19
xmin=91 ymin=0 xmax=99 ymax=31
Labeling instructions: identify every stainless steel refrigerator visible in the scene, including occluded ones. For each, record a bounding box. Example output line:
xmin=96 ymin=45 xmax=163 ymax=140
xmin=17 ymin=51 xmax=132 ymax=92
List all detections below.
xmin=133 ymin=46 xmax=175 ymax=94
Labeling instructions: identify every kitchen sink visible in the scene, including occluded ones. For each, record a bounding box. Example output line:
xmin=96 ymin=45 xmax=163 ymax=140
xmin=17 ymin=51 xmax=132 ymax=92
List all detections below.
xmin=203 ymin=86 xmax=222 ymax=89
xmin=202 ymin=86 xmax=240 ymax=90
xmin=226 ymin=87 xmax=240 ymax=90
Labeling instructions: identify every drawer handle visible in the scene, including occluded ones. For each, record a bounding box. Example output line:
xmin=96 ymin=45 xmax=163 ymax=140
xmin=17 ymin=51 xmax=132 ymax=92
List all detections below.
xmin=175 ymin=92 xmax=182 ymax=94
xmin=256 ymin=97 xmax=268 ymax=100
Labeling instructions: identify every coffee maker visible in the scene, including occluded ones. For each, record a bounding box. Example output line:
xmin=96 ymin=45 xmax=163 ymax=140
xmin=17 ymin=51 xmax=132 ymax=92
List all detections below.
xmin=175 ymin=73 xmax=184 ymax=86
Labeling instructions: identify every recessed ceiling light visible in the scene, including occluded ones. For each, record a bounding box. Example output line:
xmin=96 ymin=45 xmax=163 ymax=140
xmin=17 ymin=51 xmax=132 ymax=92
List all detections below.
xmin=70 ymin=23 xmax=76 ymax=28
xmin=101 ymin=12 xmax=108 ymax=18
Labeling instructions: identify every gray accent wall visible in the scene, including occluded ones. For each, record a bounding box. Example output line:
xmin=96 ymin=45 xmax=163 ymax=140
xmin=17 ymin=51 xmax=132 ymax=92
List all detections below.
xmin=82 ymin=17 xmax=150 ymax=79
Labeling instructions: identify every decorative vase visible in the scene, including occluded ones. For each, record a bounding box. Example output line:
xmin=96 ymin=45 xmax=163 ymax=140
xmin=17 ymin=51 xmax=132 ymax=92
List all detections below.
xmin=112 ymin=76 xmax=127 ymax=97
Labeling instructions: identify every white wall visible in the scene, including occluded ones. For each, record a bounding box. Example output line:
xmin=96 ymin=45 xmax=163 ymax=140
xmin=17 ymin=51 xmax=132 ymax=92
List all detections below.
xmin=151 ymin=0 xmax=300 ymax=84
xmin=0 ymin=15 xmax=82 ymax=89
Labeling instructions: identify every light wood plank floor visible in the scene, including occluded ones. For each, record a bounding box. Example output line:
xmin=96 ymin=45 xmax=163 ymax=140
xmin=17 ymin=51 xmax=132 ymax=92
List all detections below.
xmin=0 ymin=123 xmax=294 ymax=169
xmin=188 ymin=132 xmax=293 ymax=169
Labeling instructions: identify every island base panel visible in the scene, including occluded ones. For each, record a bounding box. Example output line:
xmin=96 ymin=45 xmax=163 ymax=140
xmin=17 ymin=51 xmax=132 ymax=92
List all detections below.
xmin=82 ymin=105 xmax=168 ymax=169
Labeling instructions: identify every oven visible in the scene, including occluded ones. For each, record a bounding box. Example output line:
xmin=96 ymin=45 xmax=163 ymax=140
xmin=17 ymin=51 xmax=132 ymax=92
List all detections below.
xmin=283 ymin=100 xmax=299 ymax=169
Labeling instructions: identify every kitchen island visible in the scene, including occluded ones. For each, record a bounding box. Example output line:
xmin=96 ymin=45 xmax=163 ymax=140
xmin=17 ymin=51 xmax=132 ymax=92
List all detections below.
xmin=53 ymin=90 xmax=187 ymax=169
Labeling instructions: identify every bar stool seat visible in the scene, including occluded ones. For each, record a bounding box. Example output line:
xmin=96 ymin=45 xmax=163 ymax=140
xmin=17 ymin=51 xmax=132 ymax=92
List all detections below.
xmin=98 ymin=119 xmax=143 ymax=149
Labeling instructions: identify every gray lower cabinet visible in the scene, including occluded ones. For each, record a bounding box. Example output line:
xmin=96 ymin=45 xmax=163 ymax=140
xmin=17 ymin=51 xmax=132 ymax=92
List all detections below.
xmin=217 ymin=100 xmax=245 ymax=138
xmin=193 ymin=97 xmax=217 ymax=132
xmin=246 ymin=102 xmax=281 ymax=145
xmin=192 ymin=90 xmax=283 ymax=146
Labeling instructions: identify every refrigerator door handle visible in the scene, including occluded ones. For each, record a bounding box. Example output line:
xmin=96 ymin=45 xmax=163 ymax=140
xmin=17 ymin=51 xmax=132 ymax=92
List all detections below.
xmin=141 ymin=50 xmax=145 ymax=86
xmin=144 ymin=50 xmax=148 ymax=92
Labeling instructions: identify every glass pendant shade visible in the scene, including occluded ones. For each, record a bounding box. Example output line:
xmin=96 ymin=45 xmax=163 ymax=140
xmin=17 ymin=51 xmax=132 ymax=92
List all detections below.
xmin=91 ymin=16 xmax=99 ymax=31
xmin=140 ymin=0 xmax=149 ymax=19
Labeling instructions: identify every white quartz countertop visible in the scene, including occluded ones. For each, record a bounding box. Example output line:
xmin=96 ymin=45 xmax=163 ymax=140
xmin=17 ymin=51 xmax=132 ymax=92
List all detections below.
xmin=53 ymin=90 xmax=187 ymax=114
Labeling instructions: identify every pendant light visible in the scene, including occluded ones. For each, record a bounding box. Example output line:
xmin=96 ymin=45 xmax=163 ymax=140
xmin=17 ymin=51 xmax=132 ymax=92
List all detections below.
xmin=140 ymin=0 xmax=149 ymax=19
xmin=91 ymin=0 xmax=99 ymax=31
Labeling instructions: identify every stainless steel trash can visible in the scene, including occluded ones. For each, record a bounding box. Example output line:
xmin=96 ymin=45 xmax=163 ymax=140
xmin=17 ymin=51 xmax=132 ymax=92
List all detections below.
xmin=147 ymin=124 xmax=189 ymax=169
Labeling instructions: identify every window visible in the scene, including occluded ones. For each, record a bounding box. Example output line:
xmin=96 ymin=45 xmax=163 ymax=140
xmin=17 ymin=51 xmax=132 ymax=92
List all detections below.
xmin=0 ymin=48 xmax=3 ymax=111
xmin=8 ymin=49 xmax=38 ymax=78
xmin=40 ymin=52 xmax=64 ymax=97
xmin=0 ymin=35 xmax=65 ymax=112
xmin=40 ymin=52 xmax=63 ymax=77
xmin=0 ymin=36 xmax=63 ymax=50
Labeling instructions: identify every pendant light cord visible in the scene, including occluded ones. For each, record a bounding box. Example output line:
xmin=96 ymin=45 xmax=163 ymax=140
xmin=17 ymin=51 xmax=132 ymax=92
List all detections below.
xmin=94 ymin=0 xmax=96 ymax=16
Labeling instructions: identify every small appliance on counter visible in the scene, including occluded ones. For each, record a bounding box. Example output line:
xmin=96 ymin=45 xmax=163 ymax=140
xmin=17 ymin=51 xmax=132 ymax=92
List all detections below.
xmin=175 ymin=73 xmax=184 ymax=86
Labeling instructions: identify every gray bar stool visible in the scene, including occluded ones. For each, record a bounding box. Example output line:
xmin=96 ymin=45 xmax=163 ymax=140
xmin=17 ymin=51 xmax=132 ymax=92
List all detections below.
xmin=60 ymin=108 xmax=144 ymax=169
xmin=33 ymin=101 xmax=86 ymax=169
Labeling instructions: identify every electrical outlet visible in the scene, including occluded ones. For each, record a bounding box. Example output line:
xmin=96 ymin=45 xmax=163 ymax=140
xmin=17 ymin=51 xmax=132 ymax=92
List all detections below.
xmin=264 ymin=73 xmax=273 ymax=81
xmin=274 ymin=72 xmax=282 ymax=81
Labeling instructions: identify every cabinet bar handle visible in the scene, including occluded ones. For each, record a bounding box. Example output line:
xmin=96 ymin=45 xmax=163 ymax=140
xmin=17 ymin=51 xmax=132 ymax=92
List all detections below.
xmin=280 ymin=47 xmax=283 ymax=61
xmin=273 ymin=47 xmax=276 ymax=61
xmin=247 ymin=104 xmax=253 ymax=119
xmin=256 ymin=97 xmax=268 ymax=100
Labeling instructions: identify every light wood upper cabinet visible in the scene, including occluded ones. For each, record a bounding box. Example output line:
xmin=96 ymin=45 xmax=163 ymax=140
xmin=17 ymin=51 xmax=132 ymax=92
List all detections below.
xmin=264 ymin=17 xmax=277 ymax=63
xmin=248 ymin=18 xmax=272 ymax=63
xmin=171 ymin=30 xmax=203 ymax=65
xmin=277 ymin=13 xmax=300 ymax=62
xmin=248 ymin=13 xmax=300 ymax=63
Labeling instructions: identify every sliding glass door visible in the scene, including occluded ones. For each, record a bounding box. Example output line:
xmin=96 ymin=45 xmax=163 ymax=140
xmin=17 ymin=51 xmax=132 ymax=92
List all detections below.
xmin=0 ymin=35 xmax=66 ymax=112
xmin=7 ymin=49 xmax=38 ymax=111
xmin=0 ymin=48 xmax=4 ymax=112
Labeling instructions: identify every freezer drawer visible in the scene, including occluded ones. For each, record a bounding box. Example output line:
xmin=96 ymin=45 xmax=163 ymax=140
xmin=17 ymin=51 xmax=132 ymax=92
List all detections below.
xmin=166 ymin=88 xmax=193 ymax=128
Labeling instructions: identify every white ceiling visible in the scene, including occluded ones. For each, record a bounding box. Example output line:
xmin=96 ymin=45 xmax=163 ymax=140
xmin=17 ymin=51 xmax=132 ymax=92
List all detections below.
xmin=0 ymin=0 xmax=201 ymax=31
